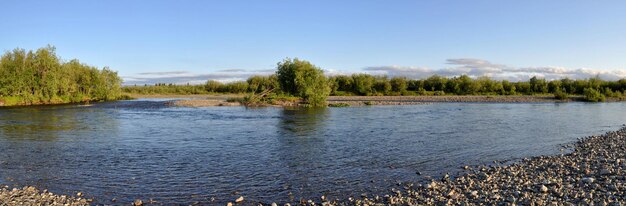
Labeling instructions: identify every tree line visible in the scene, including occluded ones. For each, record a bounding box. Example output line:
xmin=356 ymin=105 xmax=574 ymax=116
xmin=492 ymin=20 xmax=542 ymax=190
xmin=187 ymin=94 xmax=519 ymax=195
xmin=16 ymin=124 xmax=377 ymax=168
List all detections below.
xmin=0 ymin=46 xmax=124 ymax=106
xmin=124 ymin=58 xmax=626 ymax=104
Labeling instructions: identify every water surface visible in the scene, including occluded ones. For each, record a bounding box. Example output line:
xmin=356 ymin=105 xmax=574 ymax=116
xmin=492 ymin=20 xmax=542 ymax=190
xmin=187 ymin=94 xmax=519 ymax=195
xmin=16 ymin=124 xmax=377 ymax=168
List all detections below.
xmin=0 ymin=100 xmax=625 ymax=204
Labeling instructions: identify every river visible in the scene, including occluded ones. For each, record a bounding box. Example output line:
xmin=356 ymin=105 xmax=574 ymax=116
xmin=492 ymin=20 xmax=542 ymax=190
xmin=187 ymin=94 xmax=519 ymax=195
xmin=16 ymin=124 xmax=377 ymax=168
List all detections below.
xmin=0 ymin=100 xmax=625 ymax=204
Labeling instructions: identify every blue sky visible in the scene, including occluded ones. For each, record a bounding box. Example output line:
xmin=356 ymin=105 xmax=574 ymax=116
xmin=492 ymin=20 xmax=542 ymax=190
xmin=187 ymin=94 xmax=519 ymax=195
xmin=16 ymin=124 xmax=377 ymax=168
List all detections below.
xmin=1 ymin=0 xmax=626 ymax=84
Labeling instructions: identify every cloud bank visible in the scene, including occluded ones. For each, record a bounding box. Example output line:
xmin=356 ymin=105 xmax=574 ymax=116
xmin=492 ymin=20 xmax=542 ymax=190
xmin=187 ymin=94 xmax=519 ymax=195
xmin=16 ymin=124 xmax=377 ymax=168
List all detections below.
xmin=364 ymin=58 xmax=626 ymax=81
xmin=122 ymin=58 xmax=626 ymax=85
xmin=122 ymin=69 xmax=275 ymax=85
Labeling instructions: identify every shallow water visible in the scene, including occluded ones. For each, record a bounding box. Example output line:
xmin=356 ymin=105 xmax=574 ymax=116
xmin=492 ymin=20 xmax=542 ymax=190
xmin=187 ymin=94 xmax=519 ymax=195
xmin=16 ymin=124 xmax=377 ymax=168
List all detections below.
xmin=0 ymin=100 xmax=625 ymax=204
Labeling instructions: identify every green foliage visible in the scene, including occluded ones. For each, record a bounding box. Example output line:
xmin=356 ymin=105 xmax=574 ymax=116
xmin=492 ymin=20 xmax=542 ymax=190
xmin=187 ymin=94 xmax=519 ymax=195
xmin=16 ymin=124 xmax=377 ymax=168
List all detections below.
xmin=0 ymin=46 xmax=123 ymax=106
xmin=352 ymin=74 xmax=376 ymax=95
xmin=583 ymin=88 xmax=606 ymax=102
xmin=553 ymin=89 xmax=569 ymax=100
xmin=328 ymin=103 xmax=350 ymax=107
xmin=124 ymin=83 xmax=208 ymax=95
xmin=226 ymin=97 xmax=245 ymax=103
xmin=275 ymin=58 xmax=330 ymax=107
xmin=529 ymin=76 xmax=548 ymax=93
xmin=125 ymin=80 xmax=256 ymax=95
xmin=363 ymin=101 xmax=373 ymax=106
xmin=247 ymin=75 xmax=279 ymax=93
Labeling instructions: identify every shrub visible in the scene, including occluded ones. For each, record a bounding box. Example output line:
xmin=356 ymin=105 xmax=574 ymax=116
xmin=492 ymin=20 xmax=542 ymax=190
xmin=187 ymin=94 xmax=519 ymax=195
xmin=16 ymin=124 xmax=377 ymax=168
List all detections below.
xmin=276 ymin=58 xmax=330 ymax=107
xmin=226 ymin=97 xmax=245 ymax=103
xmin=553 ymin=90 xmax=569 ymax=100
xmin=328 ymin=103 xmax=350 ymax=107
xmin=583 ymin=88 xmax=606 ymax=102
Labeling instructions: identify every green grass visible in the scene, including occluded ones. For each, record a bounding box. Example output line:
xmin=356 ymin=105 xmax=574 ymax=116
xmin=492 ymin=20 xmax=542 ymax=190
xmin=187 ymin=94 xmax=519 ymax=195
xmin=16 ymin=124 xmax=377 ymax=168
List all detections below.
xmin=328 ymin=103 xmax=350 ymax=107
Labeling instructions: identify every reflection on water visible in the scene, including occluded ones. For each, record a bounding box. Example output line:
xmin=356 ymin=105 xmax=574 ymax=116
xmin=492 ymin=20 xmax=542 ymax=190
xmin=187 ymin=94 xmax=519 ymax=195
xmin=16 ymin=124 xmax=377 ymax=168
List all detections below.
xmin=0 ymin=101 xmax=625 ymax=204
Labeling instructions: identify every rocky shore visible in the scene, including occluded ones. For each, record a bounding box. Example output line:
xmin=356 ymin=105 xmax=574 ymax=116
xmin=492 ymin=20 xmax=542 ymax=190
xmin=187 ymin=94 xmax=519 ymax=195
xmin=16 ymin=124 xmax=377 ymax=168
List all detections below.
xmin=327 ymin=95 xmax=569 ymax=103
xmin=170 ymin=99 xmax=242 ymax=107
xmin=0 ymin=186 xmax=90 ymax=206
xmin=309 ymin=126 xmax=626 ymax=205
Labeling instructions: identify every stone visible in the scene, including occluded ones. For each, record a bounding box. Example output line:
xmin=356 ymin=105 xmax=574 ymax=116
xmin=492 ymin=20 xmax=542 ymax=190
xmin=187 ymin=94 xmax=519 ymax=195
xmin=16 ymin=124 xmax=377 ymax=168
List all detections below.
xmin=235 ymin=196 xmax=244 ymax=203
xmin=582 ymin=177 xmax=595 ymax=184
xmin=133 ymin=199 xmax=143 ymax=206
xmin=600 ymin=169 xmax=611 ymax=175
xmin=427 ymin=181 xmax=438 ymax=190
xmin=469 ymin=191 xmax=478 ymax=198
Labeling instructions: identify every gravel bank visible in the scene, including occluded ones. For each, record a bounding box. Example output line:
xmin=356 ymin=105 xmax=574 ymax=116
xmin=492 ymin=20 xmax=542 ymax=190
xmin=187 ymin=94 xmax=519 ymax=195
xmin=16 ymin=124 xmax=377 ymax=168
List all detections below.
xmin=329 ymin=127 xmax=626 ymax=205
xmin=328 ymin=100 xmax=430 ymax=106
xmin=170 ymin=99 xmax=241 ymax=107
xmin=327 ymin=95 xmax=568 ymax=103
xmin=0 ymin=186 xmax=90 ymax=206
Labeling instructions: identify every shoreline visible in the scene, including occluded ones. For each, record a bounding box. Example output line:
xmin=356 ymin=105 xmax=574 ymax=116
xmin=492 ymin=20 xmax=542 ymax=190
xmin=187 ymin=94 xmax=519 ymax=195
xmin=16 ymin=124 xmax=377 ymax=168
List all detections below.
xmin=4 ymin=126 xmax=626 ymax=205
xmin=3 ymin=94 xmax=624 ymax=108
xmin=350 ymin=126 xmax=626 ymax=205
xmin=139 ymin=94 xmax=626 ymax=108
xmin=0 ymin=186 xmax=90 ymax=206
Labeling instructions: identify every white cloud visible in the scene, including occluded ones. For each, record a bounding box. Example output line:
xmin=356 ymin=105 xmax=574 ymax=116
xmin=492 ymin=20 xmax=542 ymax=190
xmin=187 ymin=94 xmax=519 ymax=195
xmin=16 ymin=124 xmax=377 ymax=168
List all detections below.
xmin=365 ymin=59 xmax=626 ymax=81
xmin=122 ymin=69 xmax=274 ymax=85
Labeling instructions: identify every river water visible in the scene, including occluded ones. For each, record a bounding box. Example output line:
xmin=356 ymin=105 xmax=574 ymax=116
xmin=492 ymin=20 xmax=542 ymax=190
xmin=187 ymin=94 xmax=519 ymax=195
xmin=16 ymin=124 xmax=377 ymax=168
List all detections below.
xmin=0 ymin=100 xmax=625 ymax=204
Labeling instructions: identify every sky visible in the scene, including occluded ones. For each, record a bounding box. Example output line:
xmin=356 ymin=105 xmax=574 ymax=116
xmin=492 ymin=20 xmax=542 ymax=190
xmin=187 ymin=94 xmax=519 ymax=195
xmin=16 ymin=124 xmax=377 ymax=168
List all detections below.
xmin=1 ymin=0 xmax=626 ymax=84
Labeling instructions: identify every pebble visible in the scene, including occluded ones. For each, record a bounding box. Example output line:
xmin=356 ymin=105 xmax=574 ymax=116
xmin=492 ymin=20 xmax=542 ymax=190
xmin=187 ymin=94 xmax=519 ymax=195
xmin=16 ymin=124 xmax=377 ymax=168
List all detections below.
xmin=235 ymin=196 xmax=244 ymax=203
xmin=349 ymin=127 xmax=626 ymax=205
xmin=582 ymin=177 xmax=595 ymax=184
xmin=0 ymin=186 xmax=89 ymax=206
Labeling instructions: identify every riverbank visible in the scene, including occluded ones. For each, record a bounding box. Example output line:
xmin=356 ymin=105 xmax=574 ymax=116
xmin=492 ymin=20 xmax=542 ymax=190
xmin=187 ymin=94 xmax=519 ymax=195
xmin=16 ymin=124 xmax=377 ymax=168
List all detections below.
xmin=139 ymin=94 xmax=625 ymax=108
xmin=0 ymin=186 xmax=90 ymax=206
xmin=328 ymin=95 xmax=575 ymax=103
xmin=0 ymin=95 xmax=133 ymax=107
xmin=339 ymin=126 xmax=626 ymax=205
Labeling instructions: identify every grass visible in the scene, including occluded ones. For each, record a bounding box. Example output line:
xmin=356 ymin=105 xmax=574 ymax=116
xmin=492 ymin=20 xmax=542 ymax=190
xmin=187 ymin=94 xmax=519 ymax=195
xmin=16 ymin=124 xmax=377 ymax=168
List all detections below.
xmin=328 ymin=103 xmax=350 ymax=107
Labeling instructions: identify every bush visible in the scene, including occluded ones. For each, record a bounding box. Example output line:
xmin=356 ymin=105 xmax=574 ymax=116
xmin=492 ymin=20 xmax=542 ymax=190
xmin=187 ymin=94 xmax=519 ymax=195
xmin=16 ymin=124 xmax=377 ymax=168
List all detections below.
xmin=226 ymin=97 xmax=245 ymax=103
xmin=276 ymin=58 xmax=330 ymax=107
xmin=328 ymin=103 xmax=350 ymax=107
xmin=583 ymin=88 xmax=606 ymax=102
xmin=553 ymin=90 xmax=569 ymax=100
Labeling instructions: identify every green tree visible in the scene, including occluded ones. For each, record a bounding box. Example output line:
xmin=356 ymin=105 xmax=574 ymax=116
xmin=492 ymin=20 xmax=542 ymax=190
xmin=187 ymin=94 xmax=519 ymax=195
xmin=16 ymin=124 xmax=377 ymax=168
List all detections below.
xmin=351 ymin=73 xmax=376 ymax=95
xmin=583 ymin=88 xmax=605 ymax=102
xmin=0 ymin=46 xmax=123 ymax=106
xmin=390 ymin=77 xmax=408 ymax=93
xmin=275 ymin=58 xmax=330 ymax=107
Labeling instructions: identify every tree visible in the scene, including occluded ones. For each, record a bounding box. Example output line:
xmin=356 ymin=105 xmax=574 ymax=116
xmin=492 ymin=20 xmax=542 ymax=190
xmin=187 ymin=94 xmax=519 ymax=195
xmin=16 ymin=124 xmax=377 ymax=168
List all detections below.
xmin=390 ymin=77 xmax=408 ymax=93
xmin=583 ymin=88 xmax=605 ymax=102
xmin=0 ymin=46 xmax=123 ymax=106
xmin=247 ymin=75 xmax=278 ymax=93
xmin=205 ymin=80 xmax=222 ymax=92
xmin=275 ymin=58 xmax=330 ymax=107
xmin=374 ymin=76 xmax=391 ymax=95
xmin=529 ymin=76 xmax=548 ymax=93
xmin=351 ymin=73 xmax=376 ymax=95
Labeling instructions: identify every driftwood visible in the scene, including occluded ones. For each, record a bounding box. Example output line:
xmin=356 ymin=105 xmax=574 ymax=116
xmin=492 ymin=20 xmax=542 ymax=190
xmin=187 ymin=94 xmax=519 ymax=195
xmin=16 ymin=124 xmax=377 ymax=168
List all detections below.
xmin=245 ymin=88 xmax=275 ymax=105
